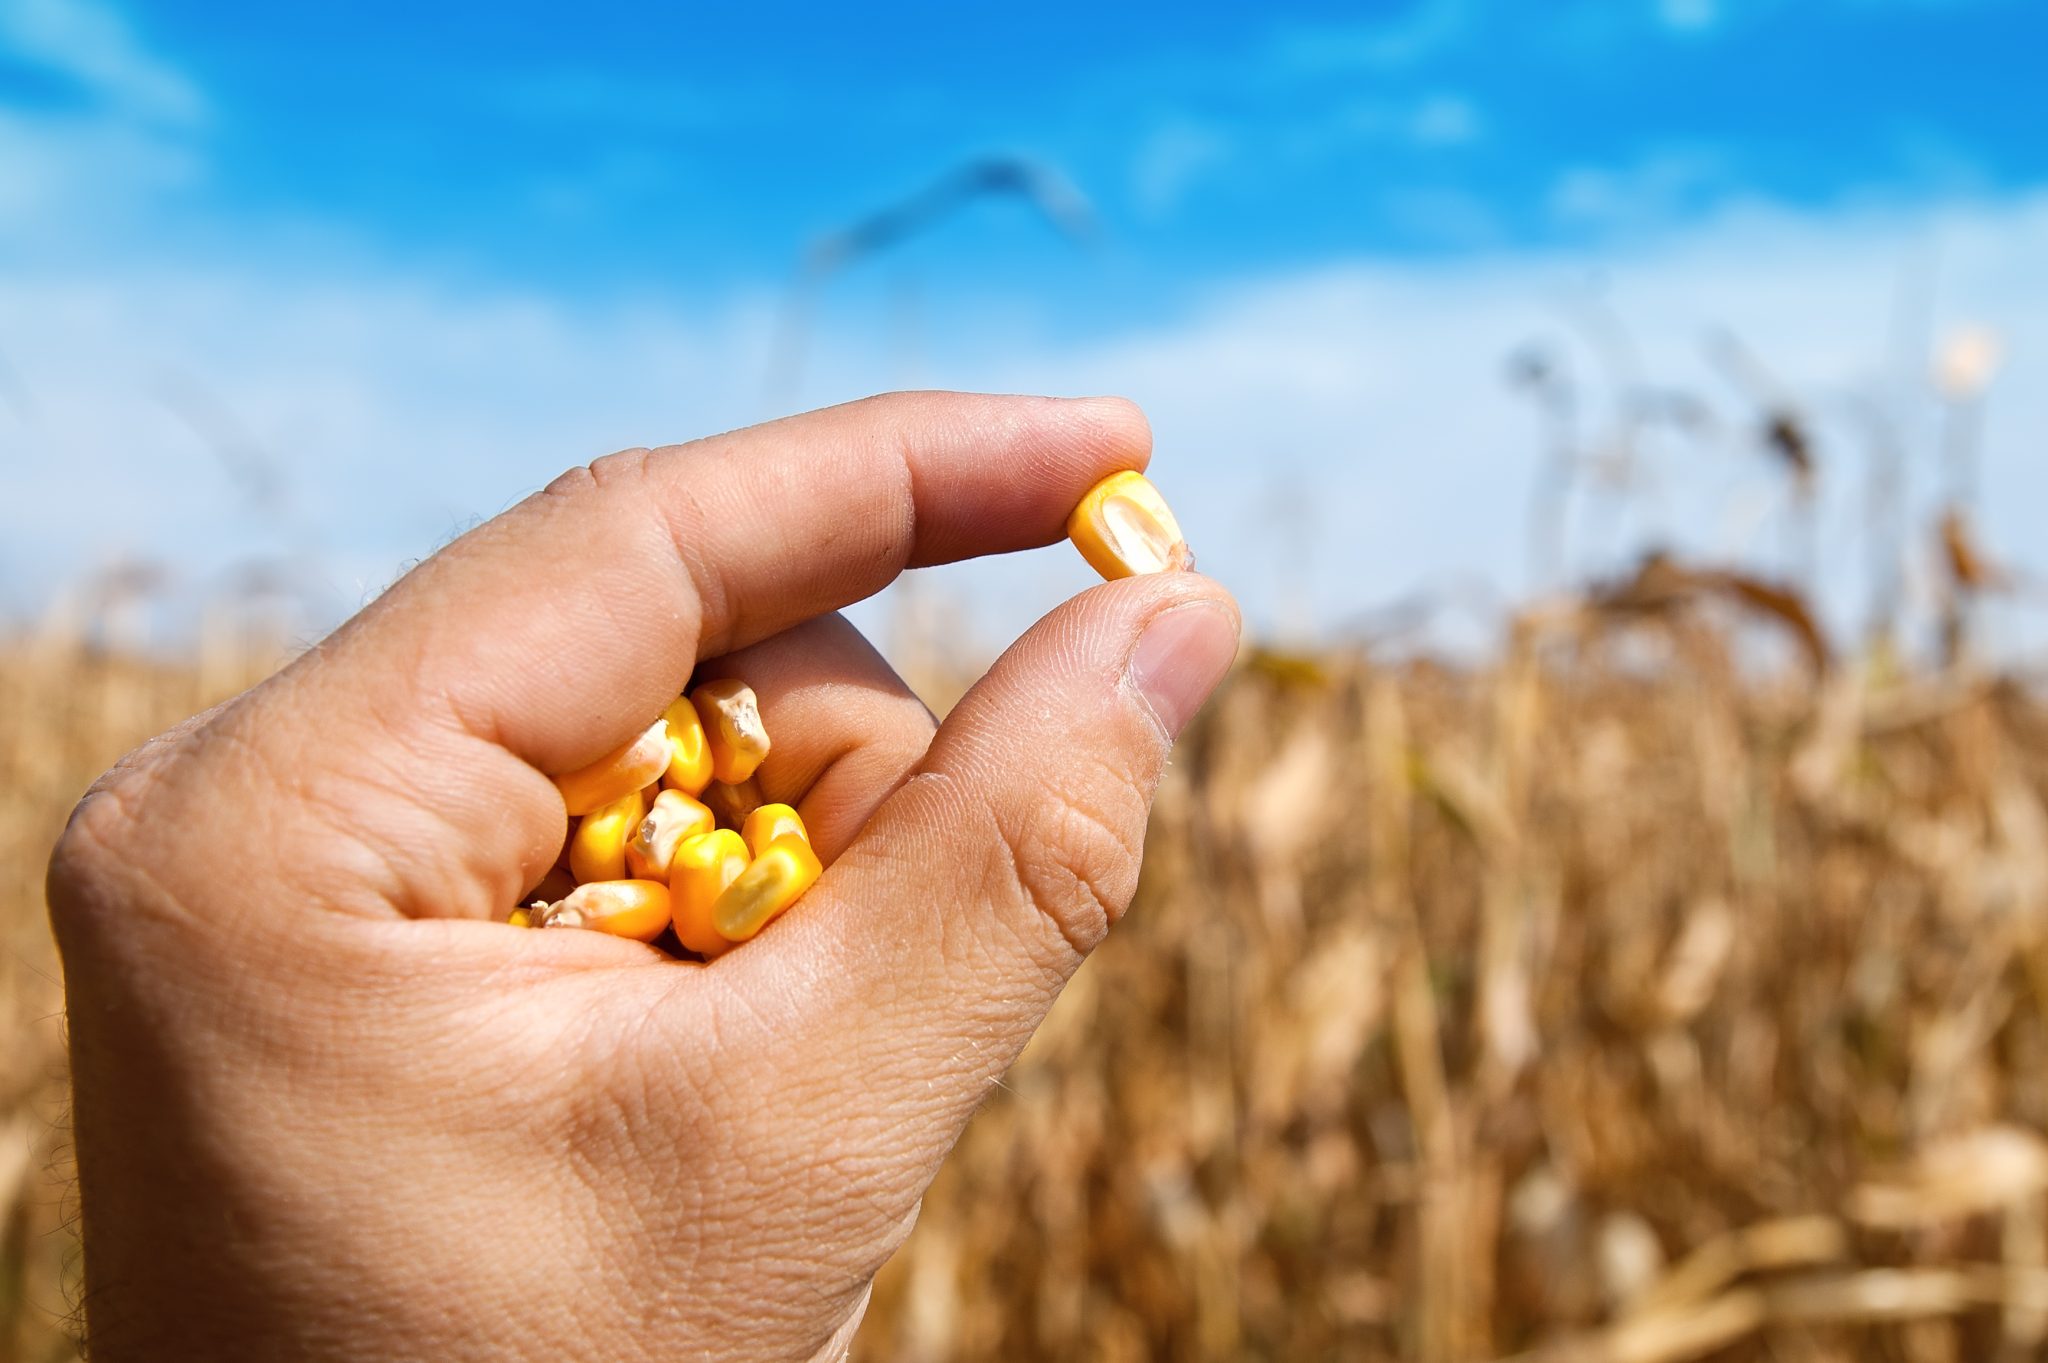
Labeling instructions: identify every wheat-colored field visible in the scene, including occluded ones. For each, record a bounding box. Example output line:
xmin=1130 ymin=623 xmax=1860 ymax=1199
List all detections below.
xmin=8 ymin=600 xmax=2048 ymax=1361
xmin=1 ymin=628 xmax=281 ymax=1363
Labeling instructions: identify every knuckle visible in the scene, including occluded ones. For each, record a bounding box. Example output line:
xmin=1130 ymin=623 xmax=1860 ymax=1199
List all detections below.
xmin=585 ymin=445 xmax=655 ymax=490
xmin=539 ymin=462 xmax=598 ymax=501
xmin=999 ymin=778 xmax=1146 ymax=961
xmin=539 ymin=447 xmax=651 ymax=503
xmin=45 ymin=755 xmax=185 ymax=950
xmin=46 ymin=779 xmax=137 ymax=917
xmin=671 ymin=511 xmax=735 ymax=653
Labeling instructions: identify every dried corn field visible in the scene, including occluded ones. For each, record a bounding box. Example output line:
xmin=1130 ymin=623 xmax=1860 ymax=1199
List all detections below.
xmin=11 ymin=607 xmax=2048 ymax=1362
xmin=0 ymin=626 xmax=282 ymax=1363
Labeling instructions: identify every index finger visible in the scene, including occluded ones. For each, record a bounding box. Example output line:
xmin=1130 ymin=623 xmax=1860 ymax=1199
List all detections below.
xmin=325 ymin=392 xmax=1150 ymax=772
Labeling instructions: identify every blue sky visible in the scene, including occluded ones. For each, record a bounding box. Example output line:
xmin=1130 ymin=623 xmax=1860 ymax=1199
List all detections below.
xmin=35 ymin=0 xmax=2042 ymax=300
xmin=3 ymin=0 xmax=2045 ymax=658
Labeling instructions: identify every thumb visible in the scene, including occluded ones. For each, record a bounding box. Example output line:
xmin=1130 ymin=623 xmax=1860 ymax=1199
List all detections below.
xmin=908 ymin=574 xmax=1240 ymax=963
xmin=730 ymin=570 xmax=1238 ymax=1159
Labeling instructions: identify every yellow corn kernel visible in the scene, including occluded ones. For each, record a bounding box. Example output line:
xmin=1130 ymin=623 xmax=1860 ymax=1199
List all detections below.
xmin=690 ymin=678 xmax=771 ymax=785
xmin=712 ymin=834 xmax=822 ymax=942
xmin=569 ymin=789 xmax=645 ymax=884
xmin=555 ymin=720 xmax=671 ymax=816
xmin=660 ymin=694 xmax=715 ymax=796
xmin=740 ymin=803 xmax=809 ymax=860
xmin=702 ymin=774 xmax=766 ymax=831
xmin=524 ymin=866 xmax=577 ymax=907
xmin=669 ymin=829 xmax=749 ymax=958
xmin=532 ymin=880 xmax=671 ymax=942
xmin=1066 ymin=469 xmax=1193 ymax=581
xmin=507 ymin=906 xmax=534 ymax=928
xmin=626 ymin=789 xmax=716 ymax=882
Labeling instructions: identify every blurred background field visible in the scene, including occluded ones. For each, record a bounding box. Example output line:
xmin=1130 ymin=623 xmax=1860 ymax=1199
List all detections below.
xmin=21 ymin=585 xmax=2048 ymax=1361
xmin=8 ymin=0 xmax=2048 ymax=1358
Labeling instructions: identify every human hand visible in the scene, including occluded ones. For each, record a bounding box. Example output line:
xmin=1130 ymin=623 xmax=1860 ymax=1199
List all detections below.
xmin=46 ymin=393 xmax=1240 ymax=1361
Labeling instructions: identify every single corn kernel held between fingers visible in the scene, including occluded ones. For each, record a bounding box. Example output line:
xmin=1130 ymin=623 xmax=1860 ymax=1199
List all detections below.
xmin=1067 ymin=469 xmax=1193 ymax=581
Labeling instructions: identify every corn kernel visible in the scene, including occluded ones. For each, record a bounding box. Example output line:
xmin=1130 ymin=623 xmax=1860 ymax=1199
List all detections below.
xmin=568 ymin=789 xmax=645 ymax=884
xmin=626 ymin=788 xmax=716 ymax=882
xmin=532 ymin=880 xmax=671 ymax=942
xmin=702 ymin=774 xmax=766 ymax=831
xmin=660 ymin=694 xmax=716 ymax=796
xmin=691 ymin=678 xmax=771 ymax=785
xmin=524 ymin=866 xmax=577 ymax=907
xmin=669 ymin=829 xmax=749 ymax=958
xmin=713 ymin=834 xmax=822 ymax=942
xmin=555 ymin=720 xmax=671 ymax=816
xmin=1066 ymin=470 xmax=1193 ymax=580
xmin=740 ymin=803 xmax=809 ymax=860
xmin=507 ymin=906 xmax=533 ymax=928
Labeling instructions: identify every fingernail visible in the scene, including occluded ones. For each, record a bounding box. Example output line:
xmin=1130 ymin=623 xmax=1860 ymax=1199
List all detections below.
xmin=1128 ymin=602 xmax=1239 ymax=739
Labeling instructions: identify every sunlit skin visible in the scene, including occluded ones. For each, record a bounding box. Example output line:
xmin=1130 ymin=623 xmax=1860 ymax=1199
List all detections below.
xmin=45 ymin=392 xmax=1240 ymax=1363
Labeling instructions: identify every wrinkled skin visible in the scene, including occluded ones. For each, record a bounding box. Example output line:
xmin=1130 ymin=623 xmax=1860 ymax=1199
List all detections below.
xmin=46 ymin=393 xmax=1240 ymax=1362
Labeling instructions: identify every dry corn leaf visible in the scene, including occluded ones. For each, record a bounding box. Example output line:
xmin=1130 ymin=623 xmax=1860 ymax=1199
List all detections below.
xmin=1851 ymin=1126 xmax=2048 ymax=1229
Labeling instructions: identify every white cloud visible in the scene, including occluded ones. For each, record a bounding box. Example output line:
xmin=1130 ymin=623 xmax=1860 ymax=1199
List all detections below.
xmin=1131 ymin=120 xmax=1235 ymax=220
xmin=0 ymin=0 xmax=206 ymax=249
xmin=0 ymin=106 xmax=200 ymax=233
xmin=0 ymin=264 xmax=768 ymax=622
xmin=6 ymin=0 xmax=2041 ymax=675
xmin=0 ymin=0 xmax=2038 ymax=658
xmin=1266 ymin=0 xmax=1473 ymax=74
xmin=0 ymin=0 xmax=203 ymax=124
xmin=9 ymin=191 xmax=2045 ymax=662
xmin=1548 ymin=149 xmax=1733 ymax=232
xmin=964 ymin=194 xmax=2048 ymax=651
xmin=1127 ymin=92 xmax=1485 ymax=220
xmin=1657 ymin=0 xmax=1722 ymax=32
xmin=1381 ymin=186 xmax=1502 ymax=247
xmin=1410 ymin=94 xmax=1483 ymax=147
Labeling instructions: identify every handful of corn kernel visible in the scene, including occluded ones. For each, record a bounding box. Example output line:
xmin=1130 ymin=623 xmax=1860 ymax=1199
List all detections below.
xmin=519 ymin=469 xmax=1188 ymax=956
xmin=515 ymin=675 xmax=816 ymax=957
